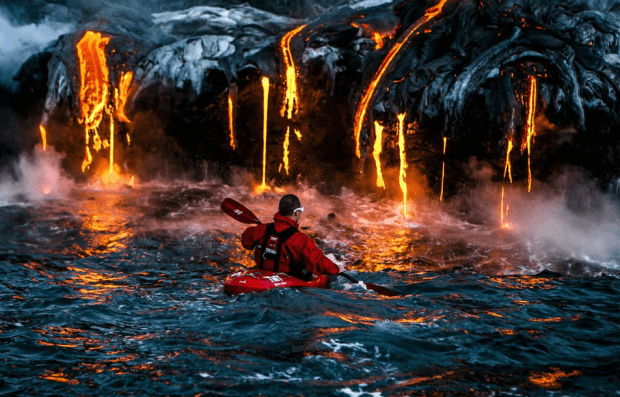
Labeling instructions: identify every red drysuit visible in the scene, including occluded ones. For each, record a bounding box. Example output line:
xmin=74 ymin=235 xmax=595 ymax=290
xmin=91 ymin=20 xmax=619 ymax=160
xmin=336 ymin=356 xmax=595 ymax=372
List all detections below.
xmin=241 ymin=212 xmax=340 ymax=276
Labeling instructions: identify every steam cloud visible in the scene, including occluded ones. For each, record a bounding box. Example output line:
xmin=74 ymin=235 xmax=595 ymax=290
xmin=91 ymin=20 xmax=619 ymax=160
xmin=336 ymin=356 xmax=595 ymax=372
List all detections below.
xmin=0 ymin=9 xmax=73 ymax=90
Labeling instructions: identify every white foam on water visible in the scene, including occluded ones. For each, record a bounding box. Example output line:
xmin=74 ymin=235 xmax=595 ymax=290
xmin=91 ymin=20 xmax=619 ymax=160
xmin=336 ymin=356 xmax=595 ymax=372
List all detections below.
xmin=322 ymin=339 xmax=367 ymax=353
xmin=339 ymin=386 xmax=383 ymax=397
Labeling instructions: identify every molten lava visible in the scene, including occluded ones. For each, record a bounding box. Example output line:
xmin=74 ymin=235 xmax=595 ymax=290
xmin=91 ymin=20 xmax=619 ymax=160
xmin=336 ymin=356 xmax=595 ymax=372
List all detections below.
xmin=372 ymin=121 xmax=385 ymax=189
xmin=77 ymin=31 xmax=110 ymax=170
xmin=283 ymin=127 xmax=290 ymax=175
xmin=397 ymin=113 xmax=408 ymax=218
xmin=228 ymin=92 xmax=236 ymax=150
xmin=522 ymin=75 xmax=537 ymax=192
xmin=75 ymin=31 xmax=136 ymax=187
xmin=440 ymin=137 xmax=447 ymax=201
xmin=503 ymin=139 xmax=513 ymax=183
xmin=114 ymin=71 xmax=133 ymax=124
xmin=108 ymin=116 xmax=114 ymax=173
xmin=259 ymin=76 xmax=270 ymax=192
xmin=500 ymin=187 xmax=514 ymax=230
xmin=353 ymin=0 xmax=449 ymax=158
xmin=39 ymin=124 xmax=47 ymax=151
xmin=280 ymin=24 xmax=306 ymax=120
xmin=350 ymin=22 xmax=396 ymax=50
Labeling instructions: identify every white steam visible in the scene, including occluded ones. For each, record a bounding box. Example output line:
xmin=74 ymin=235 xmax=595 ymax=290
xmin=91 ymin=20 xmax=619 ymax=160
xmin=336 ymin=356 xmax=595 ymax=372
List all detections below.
xmin=0 ymin=10 xmax=73 ymax=90
xmin=492 ymin=178 xmax=620 ymax=268
xmin=0 ymin=145 xmax=73 ymax=204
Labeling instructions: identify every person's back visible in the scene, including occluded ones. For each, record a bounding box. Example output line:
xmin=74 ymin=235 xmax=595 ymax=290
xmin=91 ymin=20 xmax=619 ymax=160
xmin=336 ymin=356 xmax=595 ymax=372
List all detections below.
xmin=241 ymin=194 xmax=342 ymax=278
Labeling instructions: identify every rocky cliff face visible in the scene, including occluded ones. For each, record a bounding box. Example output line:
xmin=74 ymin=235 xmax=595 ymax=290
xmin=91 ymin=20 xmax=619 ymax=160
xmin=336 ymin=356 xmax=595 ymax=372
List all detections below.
xmin=5 ymin=0 xmax=620 ymax=195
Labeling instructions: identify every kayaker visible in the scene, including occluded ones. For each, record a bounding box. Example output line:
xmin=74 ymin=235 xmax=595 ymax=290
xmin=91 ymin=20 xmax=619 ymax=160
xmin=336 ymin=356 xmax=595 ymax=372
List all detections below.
xmin=241 ymin=194 xmax=345 ymax=279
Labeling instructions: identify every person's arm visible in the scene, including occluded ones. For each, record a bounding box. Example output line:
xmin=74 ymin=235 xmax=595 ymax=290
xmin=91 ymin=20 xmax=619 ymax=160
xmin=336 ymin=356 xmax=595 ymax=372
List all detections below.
xmin=297 ymin=235 xmax=341 ymax=275
xmin=241 ymin=225 xmax=262 ymax=250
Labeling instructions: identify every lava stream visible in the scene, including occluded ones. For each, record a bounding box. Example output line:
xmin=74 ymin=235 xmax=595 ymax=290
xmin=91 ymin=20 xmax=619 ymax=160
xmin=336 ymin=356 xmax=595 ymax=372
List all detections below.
xmin=353 ymin=0 xmax=449 ymax=158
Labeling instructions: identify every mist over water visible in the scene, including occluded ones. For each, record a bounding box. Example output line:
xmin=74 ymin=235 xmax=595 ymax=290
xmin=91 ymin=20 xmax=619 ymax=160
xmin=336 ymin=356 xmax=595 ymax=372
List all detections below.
xmin=0 ymin=10 xmax=73 ymax=90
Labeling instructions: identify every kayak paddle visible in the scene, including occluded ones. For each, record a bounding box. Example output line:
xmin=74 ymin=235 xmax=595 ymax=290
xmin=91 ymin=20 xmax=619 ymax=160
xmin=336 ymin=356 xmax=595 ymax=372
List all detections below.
xmin=220 ymin=197 xmax=401 ymax=297
xmin=221 ymin=197 xmax=262 ymax=224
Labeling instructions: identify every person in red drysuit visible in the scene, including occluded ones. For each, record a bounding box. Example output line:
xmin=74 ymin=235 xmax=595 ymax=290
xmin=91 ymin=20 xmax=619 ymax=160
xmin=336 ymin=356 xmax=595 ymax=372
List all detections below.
xmin=241 ymin=194 xmax=345 ymax=278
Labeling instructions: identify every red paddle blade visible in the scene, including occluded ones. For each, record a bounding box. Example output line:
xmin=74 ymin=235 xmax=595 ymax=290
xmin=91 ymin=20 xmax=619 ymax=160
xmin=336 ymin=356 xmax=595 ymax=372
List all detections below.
xmin=221 ymin=198 xmax=261 ymax=224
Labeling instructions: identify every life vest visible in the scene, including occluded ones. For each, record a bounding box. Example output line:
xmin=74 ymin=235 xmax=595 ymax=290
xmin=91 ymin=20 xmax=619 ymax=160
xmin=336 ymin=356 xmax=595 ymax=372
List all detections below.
xmin=255 ymin=223 xmax=303 ymax=275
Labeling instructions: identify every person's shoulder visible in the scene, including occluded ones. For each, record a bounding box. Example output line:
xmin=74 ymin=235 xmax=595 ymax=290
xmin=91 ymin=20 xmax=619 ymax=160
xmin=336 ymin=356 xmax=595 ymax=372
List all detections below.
xmin=289 ymin=229 xmax=311 ymax=243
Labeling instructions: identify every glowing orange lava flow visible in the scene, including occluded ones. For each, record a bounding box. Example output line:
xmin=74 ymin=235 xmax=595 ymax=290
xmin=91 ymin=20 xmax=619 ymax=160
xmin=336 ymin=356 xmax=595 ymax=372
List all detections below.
xmin=260 ymin=76 xmax=270 ymax=190
xmin=283 ymin=127 xmax=290 ymax=175
xmin=114 ymin=71 xmax=133 ymax=124
xmin=503 ymin=139 xmax=513 ymax=183
xmin=350 ymin=22 xmax=396 ymax=50
xmin=440 ymin=137 xmax=447 ymax=201
xmin=500 ymin=187 xmax=514 ymax=230
xmin=77 ymin=31 xmax=110 ymax=172
xmin=353 ymin=0 xmax=448 ymax=158
xmin=397 ymin=113 xmax=408 ymax=217
xmin=228 ymin=92 xmax=236 ymax=150
xmin=77 ymin=31 xmax=110 ymax=170
xmin=109 ymin=116 xmax=114 ymax=173
xmin=522 ymin=75 xmax=537 ymax=192
xmin=280 ymin=24 xmax=306 ymax=120
xmin=39 ymin=124 xmax=47 ymax=151
xmin=372 ymin=121 xmax=385 ymax=189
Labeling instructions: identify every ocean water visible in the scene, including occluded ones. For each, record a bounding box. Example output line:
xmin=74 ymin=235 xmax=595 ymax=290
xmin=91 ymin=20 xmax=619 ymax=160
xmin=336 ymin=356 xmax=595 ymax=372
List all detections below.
xmin=1 ymin=181 xmax=619 ymax=396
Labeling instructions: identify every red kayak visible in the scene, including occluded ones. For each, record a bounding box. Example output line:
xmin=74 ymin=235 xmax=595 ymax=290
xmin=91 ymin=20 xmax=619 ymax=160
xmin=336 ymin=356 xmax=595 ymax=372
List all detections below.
xmin=224 ymin=270 xmax=329 ymax=295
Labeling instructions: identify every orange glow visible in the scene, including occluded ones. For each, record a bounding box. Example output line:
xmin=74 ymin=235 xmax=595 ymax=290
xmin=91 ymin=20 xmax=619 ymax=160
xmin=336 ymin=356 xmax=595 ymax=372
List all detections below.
xmin=530 ymin=369 xmax=581 ymax=389
xmin=227 ymin=92 xmax=236 ymax=150
xmin=503 ymin=139 xmax=513 ymax=183
xmin=77 ymin=31 xmax=110 ymax=132
xmin=109 ymin=115 xmax=114 ymax=173
xmin=81 ymin=146 xmax=93 ymax=172
xmin=280 ymin=24 xmax=306 ymax=120
xmin=440 ymin=137 xmax=447 ymax=201
xmin=350 ymin=22 xmax=396 ymax=50
xmin=500 ymin=187 xmax=513 ymax=230
xmin=353 ymin=0 xmax=449 ymax=158
xmin=522 ymin=75 xmax=537 ymax=192
xmin=77 ymin=31 xmax=110 ymax=171
xmin=260 ymin=76 xmax=269 ymax=191
xmin=39 ymin=124 xmax=47 ymax=151
xmin=293 ymin=128 xmax=302 ymax=140
xmin=114 ymin=71 xmax=133 ymax=123
xmin=372 ymin=121 xmax=385 ymax=189
xmin=489 ymin=276 xmax=556 ymax=290
xmin=40 ymin=371 xmax=79 ymax=385
xmin=397 ymin=113 xmax=408 ymax=217
xmin=283 ymin=127 xmax=290 ymax=175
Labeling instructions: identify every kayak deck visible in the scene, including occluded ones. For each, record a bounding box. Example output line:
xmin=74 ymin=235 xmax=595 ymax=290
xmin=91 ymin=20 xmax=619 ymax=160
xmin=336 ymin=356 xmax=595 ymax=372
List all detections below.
xmin=224 ymin=270 xmax=329 ymax=295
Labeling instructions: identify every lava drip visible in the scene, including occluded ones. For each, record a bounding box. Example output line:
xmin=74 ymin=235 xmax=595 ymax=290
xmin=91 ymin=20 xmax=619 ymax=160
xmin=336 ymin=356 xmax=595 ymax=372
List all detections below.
xmin=282 ymin=127 xmax=290 ymax=175
xmin=228 ymin=85 xmax=237 ymax=150
xmin=440 ymin=137 xmax=447 ymax=202
xmin=39 ymin=125 xmax=47 ymax=151
xmin=280 ymin=24 xmax=306 ymax=120
xmin=258 ymin=76 xmax=270 ymax=192
xmin=372 ymin=121 xmax=385 ymax=189
xmin=353 ymin=0 xmax=449 ymax=159
xmin=77 ymin=31 xmax=110 ymax=172
xmin=522 ymin=75 xmax=537 ymax=192
xmin=500 ymin=187 xmax=513 ymax=230
xmin=503 ymin=139 xmax=513 ymax=184
xmin=397 ymin=113 xmax=408 ymax=218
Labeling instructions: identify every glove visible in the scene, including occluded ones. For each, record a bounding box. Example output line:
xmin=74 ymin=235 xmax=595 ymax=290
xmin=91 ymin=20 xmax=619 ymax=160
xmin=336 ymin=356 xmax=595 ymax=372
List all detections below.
xmin=326 ymin=253 xmax=347 ymax=273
